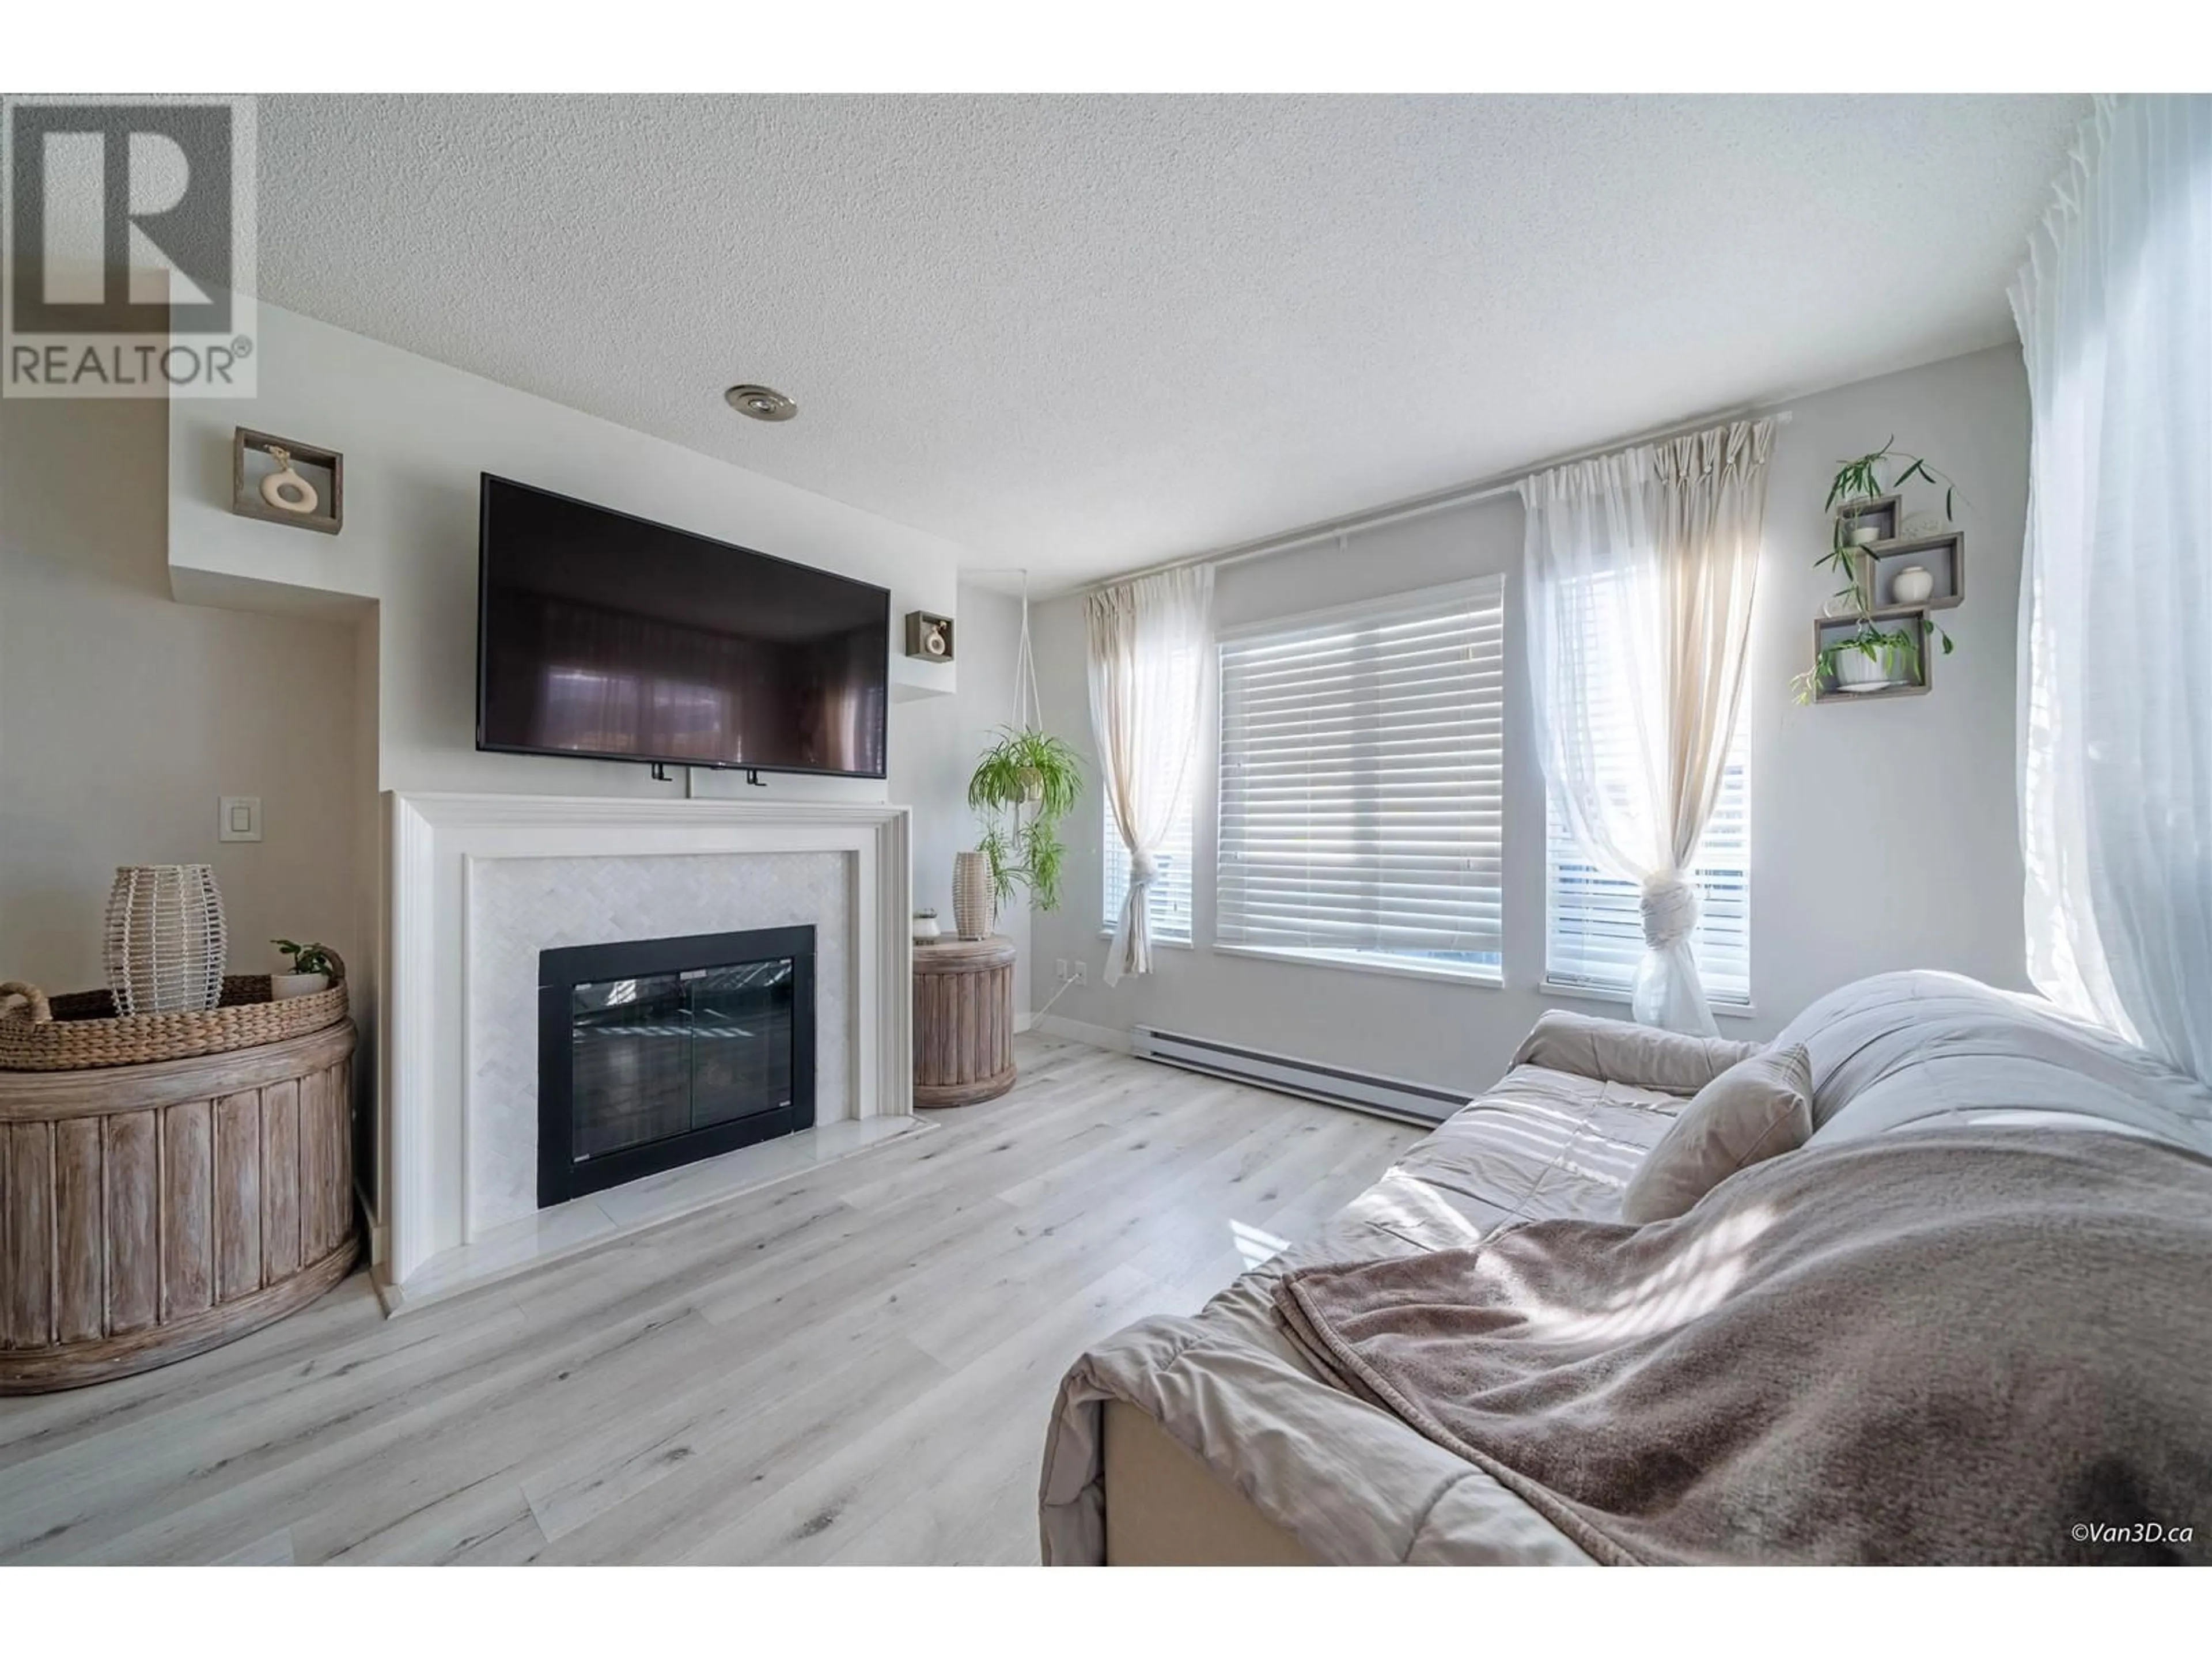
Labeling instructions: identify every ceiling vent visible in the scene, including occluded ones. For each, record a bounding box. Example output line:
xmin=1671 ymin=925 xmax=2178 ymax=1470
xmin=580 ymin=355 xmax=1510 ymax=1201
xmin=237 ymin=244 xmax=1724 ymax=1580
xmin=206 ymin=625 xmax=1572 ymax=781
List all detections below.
xmin=724 ymin=384 xmax=797 ymax=422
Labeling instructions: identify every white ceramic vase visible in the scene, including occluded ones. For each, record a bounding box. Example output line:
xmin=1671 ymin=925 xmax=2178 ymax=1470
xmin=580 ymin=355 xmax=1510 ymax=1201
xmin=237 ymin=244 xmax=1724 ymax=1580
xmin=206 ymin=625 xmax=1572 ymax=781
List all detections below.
xmin=1891 ymin=565 xmax=1936 ymax=604
xmin=952 ymin=852 xmax=994 ymax=941
xmin=270 ymin=972 xmax=330 ymax=1001
xmin=912 ymin=910 xmax=942 ymax=945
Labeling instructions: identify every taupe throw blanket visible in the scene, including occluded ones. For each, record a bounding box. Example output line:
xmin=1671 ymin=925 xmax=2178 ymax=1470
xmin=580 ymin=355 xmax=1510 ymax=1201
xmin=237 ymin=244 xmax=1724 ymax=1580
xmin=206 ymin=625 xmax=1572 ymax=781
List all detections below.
xmin=1273 ymin=1128 xmax=2212 ymax=1565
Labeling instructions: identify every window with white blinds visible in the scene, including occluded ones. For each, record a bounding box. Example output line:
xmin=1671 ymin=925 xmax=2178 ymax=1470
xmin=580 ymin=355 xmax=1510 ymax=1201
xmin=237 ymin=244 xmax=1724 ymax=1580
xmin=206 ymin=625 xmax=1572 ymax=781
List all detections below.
xmin=1544 ymin=747 xmax=1752 ymax=1008
xmin=1216 ymin=577 xmax=1505 ymax=982
xmin=1102 ymin=793 xmax=1195 ymax=943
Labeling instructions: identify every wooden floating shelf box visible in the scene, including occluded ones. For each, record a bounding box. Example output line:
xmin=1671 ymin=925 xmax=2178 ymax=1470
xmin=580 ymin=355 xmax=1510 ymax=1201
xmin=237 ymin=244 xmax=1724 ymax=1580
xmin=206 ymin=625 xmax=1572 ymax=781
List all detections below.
xmin=1855 ymin=529 xmax=1964 ymax=612
xmin=1809 ymin=609 xmax=1934 ymax=704
xmin=232 ymin=427 xmax=344 ymax=536
xmin=1834 ymin=493 xmax=1901 ymax=543
xmin=1812 ymin=679 xmax=1928 ymax=704
xmin=1812 ymin=497 xmax=1957 ymax=703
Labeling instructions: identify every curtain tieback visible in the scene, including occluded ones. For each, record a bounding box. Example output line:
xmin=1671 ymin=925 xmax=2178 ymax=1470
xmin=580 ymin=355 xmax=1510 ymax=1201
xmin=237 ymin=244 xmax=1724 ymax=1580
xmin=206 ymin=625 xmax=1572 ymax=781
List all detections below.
xmin=1127 ymin=848 xmax=1161 ymax=890
xmin=1640 ymin=872 xmax=1700 ymax=948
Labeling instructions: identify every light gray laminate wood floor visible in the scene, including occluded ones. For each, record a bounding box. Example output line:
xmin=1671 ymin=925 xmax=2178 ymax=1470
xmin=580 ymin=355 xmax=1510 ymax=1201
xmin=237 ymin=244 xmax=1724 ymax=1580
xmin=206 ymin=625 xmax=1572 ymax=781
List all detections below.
xmin=0 ymin=1033 xmax=1418 ymax=1565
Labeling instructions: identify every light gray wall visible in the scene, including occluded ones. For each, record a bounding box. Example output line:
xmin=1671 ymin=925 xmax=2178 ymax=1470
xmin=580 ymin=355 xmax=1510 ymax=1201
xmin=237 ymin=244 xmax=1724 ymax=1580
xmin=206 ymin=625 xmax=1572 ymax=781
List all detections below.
xmin=889 ymin=579 xmax=1032 ymax=1016
xmin=0 ymin=396 xmax=362 ymax=990
xmin=166 ymin=300 xmax=967 ymax=806
xmin=1029 ymin=344 xmax=2031 ymax=1093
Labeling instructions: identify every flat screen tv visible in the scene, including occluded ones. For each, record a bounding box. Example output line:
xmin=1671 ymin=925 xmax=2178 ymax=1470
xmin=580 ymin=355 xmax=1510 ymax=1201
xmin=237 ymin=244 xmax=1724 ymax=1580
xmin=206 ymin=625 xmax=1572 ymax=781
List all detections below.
xmin=476 ymin=475 xmax=891 ymax=779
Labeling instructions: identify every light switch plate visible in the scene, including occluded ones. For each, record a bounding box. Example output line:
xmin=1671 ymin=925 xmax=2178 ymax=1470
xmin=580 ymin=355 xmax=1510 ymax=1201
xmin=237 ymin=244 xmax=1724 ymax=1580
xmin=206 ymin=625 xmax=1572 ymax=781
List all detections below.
xmin=219 ymin=796 xmax=263 ymax=843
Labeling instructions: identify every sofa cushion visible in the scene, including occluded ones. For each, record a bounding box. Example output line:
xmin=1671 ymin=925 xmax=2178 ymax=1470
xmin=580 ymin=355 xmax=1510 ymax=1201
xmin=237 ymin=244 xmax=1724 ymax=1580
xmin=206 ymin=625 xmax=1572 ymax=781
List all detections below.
xmin=1774 ymin=971 xmax=2212 ymax=1154
xmin=1511 ymin=1008 xmax=1760 ymax=1097
xmin=1619 ymin=1044 xmax=1813 ymax=1222
xmin=1392 ymin=1063 xmax=1683 ymax=1237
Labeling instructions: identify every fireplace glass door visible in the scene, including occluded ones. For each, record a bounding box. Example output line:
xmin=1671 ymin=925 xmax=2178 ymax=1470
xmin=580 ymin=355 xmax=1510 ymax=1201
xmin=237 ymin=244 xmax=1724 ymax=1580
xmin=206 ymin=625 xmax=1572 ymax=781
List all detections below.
xmin=539 ymin=927 xmax=815 ymax=1206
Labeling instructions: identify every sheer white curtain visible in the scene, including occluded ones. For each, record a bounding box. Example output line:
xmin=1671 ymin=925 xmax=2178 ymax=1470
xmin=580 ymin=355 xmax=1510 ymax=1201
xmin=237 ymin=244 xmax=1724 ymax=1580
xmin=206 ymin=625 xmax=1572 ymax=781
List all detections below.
xmin=1521 ymin=420 xmax=1773 ymax=1035
xmin=2013 ymin=94 xmax=2212 ymax=1085
xmin=1087 ymin=566 xmax=1213 ymax=985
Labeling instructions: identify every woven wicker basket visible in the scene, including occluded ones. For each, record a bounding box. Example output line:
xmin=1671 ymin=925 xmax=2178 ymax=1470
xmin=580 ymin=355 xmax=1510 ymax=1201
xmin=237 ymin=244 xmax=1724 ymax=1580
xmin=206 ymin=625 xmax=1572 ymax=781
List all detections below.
xmin=0 ymin=953 xmax=347 ymax=1072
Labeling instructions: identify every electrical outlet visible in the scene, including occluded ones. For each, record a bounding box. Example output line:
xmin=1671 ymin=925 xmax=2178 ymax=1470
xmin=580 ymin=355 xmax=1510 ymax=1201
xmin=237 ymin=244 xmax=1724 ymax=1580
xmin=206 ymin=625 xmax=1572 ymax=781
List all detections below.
xmin=1071 ymin=960 xmax=1088 ymax=984
xmin=1054 ymin=958 xmax=1069 ymax=982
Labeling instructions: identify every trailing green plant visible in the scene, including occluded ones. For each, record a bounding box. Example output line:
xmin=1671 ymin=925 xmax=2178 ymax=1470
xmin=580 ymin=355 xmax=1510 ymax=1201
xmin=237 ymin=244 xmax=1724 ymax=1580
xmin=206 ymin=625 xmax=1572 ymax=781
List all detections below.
xmin=1801 ymin=438 xmax=1964 ymax=701
xmin=1791 ymin=620 xmax=1928 ymax=705
xmin=1825 ymin=436 xmax=1960 ymax=531
xmin=1819 ymin=437 xmax=1965 ymax=607
xmin=271 ymin=938 xmax=339 ymax=979
xmin=967 ymin=726 xmax=1082 ymax=913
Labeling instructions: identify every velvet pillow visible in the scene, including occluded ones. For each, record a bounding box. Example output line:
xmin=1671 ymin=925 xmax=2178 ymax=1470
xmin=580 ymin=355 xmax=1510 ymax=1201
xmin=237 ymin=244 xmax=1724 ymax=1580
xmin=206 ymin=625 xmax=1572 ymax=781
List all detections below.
xmin=1619 ymin=1043 xmax=1815 ymax=1224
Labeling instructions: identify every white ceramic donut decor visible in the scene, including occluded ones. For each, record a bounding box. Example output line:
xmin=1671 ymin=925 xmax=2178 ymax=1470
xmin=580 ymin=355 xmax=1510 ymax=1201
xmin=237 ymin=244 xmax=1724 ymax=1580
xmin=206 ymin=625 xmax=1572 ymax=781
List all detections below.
xmin=259 ymin=445 xmax=320 ymax=515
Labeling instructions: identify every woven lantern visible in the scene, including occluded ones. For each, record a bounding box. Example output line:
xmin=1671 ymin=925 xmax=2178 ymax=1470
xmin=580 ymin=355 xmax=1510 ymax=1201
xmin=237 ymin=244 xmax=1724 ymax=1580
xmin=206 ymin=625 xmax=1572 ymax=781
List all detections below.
xmin=103 ymin=864 xmax=228 ymax=1015
xmin=952 ymin=851 xmax=994 ymax=941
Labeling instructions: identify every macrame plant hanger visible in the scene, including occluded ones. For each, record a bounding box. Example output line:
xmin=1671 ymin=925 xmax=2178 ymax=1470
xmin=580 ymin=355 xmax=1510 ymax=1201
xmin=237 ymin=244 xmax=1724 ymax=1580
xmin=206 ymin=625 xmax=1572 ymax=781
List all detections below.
xmin=1010 ymin=568 xmax=1043 ymax=730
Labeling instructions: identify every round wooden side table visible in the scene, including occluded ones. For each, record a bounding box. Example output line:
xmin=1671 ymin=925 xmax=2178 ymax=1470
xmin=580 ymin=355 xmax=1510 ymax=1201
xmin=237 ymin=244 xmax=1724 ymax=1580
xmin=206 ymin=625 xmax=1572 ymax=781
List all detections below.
xmin=0 ymin=1018 xmax=358 ymax=1394
xmin=912 ymin=935 xmax=1017 ymax=1107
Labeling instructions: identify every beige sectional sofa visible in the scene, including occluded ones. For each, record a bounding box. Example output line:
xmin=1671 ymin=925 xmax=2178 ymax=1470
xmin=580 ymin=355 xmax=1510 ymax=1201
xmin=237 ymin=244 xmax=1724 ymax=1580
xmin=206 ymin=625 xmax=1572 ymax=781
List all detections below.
xmin=1038 ymin=971 xmax=2212 ymax=1566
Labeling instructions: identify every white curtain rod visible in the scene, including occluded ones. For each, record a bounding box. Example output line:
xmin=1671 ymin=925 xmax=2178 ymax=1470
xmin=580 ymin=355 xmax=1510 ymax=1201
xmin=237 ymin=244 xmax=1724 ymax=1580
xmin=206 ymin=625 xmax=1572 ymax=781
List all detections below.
xmin=1081 ymin=402 xmax=1794 ymax=595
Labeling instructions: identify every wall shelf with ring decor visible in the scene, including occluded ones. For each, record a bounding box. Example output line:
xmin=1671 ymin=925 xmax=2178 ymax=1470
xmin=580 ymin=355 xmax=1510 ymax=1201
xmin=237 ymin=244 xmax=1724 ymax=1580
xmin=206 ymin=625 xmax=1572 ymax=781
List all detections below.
xmin=232 ymin=427 xmax=344 ymax=535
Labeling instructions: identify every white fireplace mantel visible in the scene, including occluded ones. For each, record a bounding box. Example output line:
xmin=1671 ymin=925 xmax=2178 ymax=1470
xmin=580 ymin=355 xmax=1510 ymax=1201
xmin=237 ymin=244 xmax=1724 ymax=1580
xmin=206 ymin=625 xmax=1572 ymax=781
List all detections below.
xmin=382 ymin=791 xmax=912 ymax=1293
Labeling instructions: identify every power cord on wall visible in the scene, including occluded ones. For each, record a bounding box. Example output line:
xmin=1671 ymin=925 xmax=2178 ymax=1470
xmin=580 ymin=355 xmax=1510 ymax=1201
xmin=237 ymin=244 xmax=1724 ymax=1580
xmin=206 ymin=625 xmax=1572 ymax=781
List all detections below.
xmin=1028 ymin=969 xmax=1082 ymax=1025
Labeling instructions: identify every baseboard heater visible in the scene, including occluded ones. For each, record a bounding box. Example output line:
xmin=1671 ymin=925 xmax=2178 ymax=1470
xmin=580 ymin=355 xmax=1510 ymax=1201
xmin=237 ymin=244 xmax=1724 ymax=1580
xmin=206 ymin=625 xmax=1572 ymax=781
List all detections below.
xmin=1129 ymin=1027 xmax=1469 ymax=1127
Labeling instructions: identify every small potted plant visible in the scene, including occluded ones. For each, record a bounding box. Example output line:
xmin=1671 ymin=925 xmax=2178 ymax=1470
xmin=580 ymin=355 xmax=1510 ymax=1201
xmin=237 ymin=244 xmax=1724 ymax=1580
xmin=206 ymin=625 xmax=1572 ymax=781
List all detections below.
xmin=1793 ymin=620 xmax=1928 ymax=703
xmin=270 ymin=938 xmax=340 ymax=1000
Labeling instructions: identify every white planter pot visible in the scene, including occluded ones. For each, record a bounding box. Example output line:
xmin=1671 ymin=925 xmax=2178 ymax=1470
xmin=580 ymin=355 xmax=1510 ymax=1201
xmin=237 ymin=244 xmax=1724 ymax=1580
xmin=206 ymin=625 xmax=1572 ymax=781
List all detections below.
xmin=1833 ymin=639 xmax=1910 ymax=689
xmin=270 ymin=972 xmax=329 ymax=1001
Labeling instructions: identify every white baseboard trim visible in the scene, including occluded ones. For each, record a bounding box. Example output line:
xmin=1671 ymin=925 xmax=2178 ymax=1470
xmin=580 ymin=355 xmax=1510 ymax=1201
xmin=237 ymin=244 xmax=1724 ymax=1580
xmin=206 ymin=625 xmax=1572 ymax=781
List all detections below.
xmin=1031 ymin=1013 xmax=1133 ymax=1053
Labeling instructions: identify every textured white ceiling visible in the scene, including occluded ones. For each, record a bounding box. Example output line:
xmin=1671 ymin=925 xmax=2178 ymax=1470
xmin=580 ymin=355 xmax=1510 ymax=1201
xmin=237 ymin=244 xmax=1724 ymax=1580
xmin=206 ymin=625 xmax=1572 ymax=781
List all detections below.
xmin=257 ymin=94 xmax=2084 ymax=590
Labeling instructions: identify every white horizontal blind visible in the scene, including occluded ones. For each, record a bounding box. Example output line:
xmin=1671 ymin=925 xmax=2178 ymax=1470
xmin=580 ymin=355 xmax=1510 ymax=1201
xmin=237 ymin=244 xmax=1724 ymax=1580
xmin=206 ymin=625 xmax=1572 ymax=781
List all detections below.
xmin=1544 ymin=748 xmax=1751 ymax=1007
xmin=1102 ymin=791 xmax=1195 ymax=942
xmin=1216 ymin=577 xmax=1505 ymax=980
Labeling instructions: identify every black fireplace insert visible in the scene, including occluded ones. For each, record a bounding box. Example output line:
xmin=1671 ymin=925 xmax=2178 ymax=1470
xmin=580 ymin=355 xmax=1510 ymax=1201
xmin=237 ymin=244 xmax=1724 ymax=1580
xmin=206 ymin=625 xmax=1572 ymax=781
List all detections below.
xmin=537 ymin=926 xmax=815 ymax=1207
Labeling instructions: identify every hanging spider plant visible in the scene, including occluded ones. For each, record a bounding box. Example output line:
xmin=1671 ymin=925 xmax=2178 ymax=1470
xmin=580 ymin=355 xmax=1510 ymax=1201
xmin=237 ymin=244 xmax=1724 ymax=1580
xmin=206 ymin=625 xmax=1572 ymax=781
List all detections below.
xmin=967 ymin=726 xmax=1082 ymax=912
